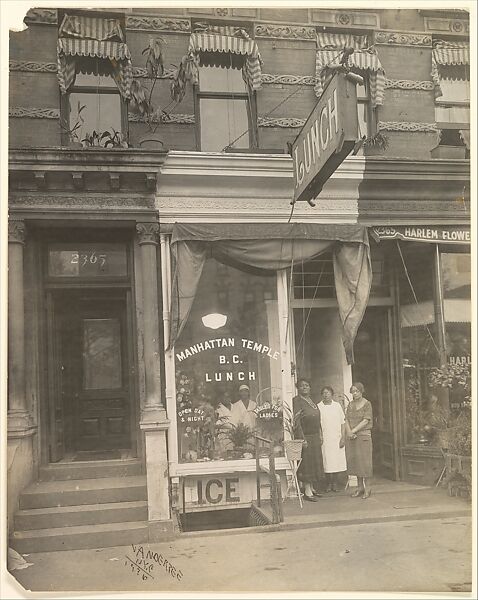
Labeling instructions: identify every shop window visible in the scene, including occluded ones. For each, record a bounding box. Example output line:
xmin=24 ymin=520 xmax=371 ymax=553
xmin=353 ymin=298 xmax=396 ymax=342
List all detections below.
xmin=174 ymin=259 xmax=283 ymax=463
xmin=57 ymin=11 xmax=132 ymax=146
xmin=196 ymin=59 xmax=256 ymax=151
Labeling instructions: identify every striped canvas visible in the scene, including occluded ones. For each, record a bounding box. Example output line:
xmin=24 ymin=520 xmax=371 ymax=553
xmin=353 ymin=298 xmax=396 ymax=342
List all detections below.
xmin=431 ymin=42 xmax=469 ymax=99
xmin=59 ymin=14 xmax=124 ymax=42
xmin=188 ymin=31 xmax=262 ymax=91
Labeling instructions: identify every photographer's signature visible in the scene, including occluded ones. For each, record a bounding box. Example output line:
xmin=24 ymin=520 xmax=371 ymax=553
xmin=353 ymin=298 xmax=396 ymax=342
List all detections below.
xmin=124 ymin=544 xmax=183 ymax=582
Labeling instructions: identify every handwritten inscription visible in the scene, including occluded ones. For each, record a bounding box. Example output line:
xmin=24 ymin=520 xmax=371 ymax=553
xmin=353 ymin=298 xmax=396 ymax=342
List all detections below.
xmin=128 ymin=545 xmax=183 ymax=582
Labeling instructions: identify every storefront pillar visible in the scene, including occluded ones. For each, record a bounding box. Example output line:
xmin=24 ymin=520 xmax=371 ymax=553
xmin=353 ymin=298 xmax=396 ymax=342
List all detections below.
xmin=136 ymin=223 xmax=173 ymax=540
xmin=8 ymin=220 xmax=34 ymax=435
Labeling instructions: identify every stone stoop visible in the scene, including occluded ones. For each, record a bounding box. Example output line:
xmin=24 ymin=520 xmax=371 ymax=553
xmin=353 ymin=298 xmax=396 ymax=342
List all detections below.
xmin=11 ymin=462 xmax=149 ymax=553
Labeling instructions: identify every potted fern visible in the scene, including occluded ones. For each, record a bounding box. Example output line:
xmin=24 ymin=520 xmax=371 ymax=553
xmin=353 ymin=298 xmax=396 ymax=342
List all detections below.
xmin=223 ymin=423 xmax=255 ymax=459
xmin=283 ymin=404 xmax=305 ymax=463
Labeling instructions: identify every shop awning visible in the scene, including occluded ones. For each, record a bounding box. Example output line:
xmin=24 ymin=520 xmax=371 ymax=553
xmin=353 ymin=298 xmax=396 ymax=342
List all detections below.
xmin=57 ymin=13 xmax=132 ymax=99
xmin=315 ymin=32 xmax=385 ymax=107
xmin=187 ymin=26 xmax=263 ymax=91
xmin=169 ymin=223 xmax=372 ymax=365
xmin=370 ymin=225 xmax=470 ymax=245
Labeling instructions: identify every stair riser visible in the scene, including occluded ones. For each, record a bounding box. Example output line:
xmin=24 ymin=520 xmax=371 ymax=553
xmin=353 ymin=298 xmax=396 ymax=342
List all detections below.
xmin=39 ymin=463 xmax=143 ymax=482
xmin=19 ymin=487 xmax=147 ymax=510
xmin=11 ymin=526 xmax=149 ymax=553
xmin=15 ymin=506 xmax=148 ymax=531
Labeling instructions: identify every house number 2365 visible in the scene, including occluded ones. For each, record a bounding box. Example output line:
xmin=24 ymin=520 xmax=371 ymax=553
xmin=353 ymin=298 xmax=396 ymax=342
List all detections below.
xmin=71 ymin=251 xmax=107 ymax=267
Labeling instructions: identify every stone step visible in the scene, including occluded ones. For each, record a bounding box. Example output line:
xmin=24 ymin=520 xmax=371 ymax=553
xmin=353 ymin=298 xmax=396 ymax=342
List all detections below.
xmin=15 ymin=500 xmax=148 ymax=530
xmin=11 ymin=521 xmax=149 ymax=553
xmin=19 ymin=476 xmax=147 ymax=509
xmin=39 ymin=459 xmax=143 ymax=482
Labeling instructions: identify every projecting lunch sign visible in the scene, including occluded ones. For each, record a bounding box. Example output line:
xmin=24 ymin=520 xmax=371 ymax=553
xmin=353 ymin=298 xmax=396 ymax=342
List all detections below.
xmin=291 ymin=72 xmax=358 ymax=205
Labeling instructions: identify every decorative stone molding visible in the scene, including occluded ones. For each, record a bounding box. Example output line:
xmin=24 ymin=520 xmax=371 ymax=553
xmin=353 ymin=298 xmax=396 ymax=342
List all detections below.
xmin=378 ymin=121 xmax=438 ymax=133
xmin=24 ymin=8 xmax=57 ymax=25
xmin=10 ymin=107 xmax=60 ymax=120
xmin=261 ymin=73 xmax=316 ymax=86
xmin=311 ymin=9 xmax=379 ymax=29
xmin=126 ymin=15 xmax=190 ymax=33
xmin=136 ymin=223 xmax=160 ymax=245
xmin=258 ymin=116 xmax=305 ymax=128
xmin=375 ymin=31 xmax=432 ymax=46
xmin=424 ymin=17 xmax=469 ymax=35
xmin=384 ymin=79 xmax=434 ymax=91
xmin=8 ymin=221 xmax=26 ymax=244
xmin=128 ymin=113 xmax=195 ymax=124
xmin=10 ymin=195 xmax=155 ymax=209
xmin=9 ymin=60 xmax=57 ymax=73
xmin=133 ymin=67 xmax=176 ymax=80
xmin=254 ymin=23 xmax=316 ymax=40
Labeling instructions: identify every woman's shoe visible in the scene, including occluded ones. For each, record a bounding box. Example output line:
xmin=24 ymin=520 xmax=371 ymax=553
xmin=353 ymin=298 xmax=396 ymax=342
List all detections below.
xmin=312 ymin=490 xmax=323 ymax=497
xmin=362 ymin=489 xmax=372 ymax=499
xmin=304 ymin=494 xmax=319 ymax=502
xmin=351 ymin=488 xmax=364 ymax=498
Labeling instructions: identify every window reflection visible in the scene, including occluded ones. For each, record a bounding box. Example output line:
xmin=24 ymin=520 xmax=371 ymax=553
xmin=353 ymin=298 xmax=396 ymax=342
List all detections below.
xmin=83 ymin=319 xmax=122 ymax=390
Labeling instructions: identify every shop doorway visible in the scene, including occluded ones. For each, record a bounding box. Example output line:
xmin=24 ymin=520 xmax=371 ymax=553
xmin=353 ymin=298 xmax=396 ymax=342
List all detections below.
xmin=293 ymin=306 xmax=398 ymax=480
xmin=352 ymin=308 xmax=398 ymax=480
xmin=45 ymin=289 xmax=136 ymax=462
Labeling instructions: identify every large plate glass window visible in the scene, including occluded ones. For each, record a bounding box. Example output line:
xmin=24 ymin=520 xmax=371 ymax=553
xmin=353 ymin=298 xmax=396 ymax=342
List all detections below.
xmin=174 ymin=259 xmax=282 ymax=463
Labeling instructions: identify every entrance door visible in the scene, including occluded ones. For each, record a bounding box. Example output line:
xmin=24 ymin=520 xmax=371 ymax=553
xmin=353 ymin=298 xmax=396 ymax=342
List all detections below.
xmin=47 ymin=290 xmax=133 ymax=458
xmin=352 ymin=309 xmax=398 ymax=479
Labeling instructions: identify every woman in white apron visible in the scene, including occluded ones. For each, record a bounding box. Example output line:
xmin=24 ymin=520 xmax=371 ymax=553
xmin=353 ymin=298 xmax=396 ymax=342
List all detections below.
xmin=318 ymin=386 xmax=347 ymax=492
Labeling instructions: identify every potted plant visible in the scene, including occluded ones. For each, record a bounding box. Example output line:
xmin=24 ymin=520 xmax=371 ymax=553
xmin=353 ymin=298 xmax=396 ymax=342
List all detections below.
xmin=130 ymin=38 xmax=169 ymax=149
xmin=81 ymin=128 xmax=129 ymax=149
xmin=282 ymin=404 xmax=305 ymax=463
xmin=223 ymin=423 xmax=255 ymax=459
xmin=60 ymin=101 xmax=85 ymax=148
xmin=363 ymin=131 xmax=389 ymax=156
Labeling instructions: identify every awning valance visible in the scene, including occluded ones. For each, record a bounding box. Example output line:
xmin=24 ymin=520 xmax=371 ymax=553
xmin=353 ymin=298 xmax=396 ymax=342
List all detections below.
xmin=169 ymin=223 xmax=372 ymax=364
xmin=315 ymin=32 xmax=385 ymax=107
xmin=57 ymin=27 xmax=132 ymax=98
xmin=187 ymin=28 xmax=263 ymax=91
xmin=431 ymin=41 xmax=470 ymax=99
xmin=59 ymin=14 xmax=125 ymax=42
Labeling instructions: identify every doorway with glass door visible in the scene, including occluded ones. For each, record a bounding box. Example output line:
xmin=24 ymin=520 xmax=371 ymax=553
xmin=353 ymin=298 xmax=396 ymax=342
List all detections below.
xmin=46 ymin=289 xmax=136 ymax=462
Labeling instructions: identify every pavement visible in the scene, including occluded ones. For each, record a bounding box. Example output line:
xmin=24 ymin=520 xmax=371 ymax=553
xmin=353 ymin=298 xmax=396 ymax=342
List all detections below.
xmin=4 ymin=480 xmax=473 ymax=597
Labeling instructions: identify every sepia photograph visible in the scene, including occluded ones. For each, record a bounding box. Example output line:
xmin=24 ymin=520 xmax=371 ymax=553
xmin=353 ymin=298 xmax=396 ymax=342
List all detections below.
xmin=1 ymin=0 xmax=475 ymax=597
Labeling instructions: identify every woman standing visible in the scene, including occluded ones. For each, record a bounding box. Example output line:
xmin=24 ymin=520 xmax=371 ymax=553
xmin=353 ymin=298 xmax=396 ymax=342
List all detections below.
xmin=345 ymin=382 xmax=373 ymax=499
xmin=292 ymin=378 xmax=324 ymax=502
xmin=318 ymin=386 xmax=347 ymax=492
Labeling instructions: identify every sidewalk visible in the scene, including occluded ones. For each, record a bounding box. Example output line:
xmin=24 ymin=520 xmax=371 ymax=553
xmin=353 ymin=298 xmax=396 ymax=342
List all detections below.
xmin=6 ymin=481 xmax=472 ymax=595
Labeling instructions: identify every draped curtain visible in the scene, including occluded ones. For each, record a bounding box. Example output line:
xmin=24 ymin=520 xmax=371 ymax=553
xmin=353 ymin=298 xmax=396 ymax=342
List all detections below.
xmin=315 ymin=32 xmax=385 ymax=107
xmin=186 ymin=25 xmax=263 ymax=91
xmin=169 ymin=223 xmax=372 ymax=365
xmin=57 ymin=14 xmax=133 ymax=99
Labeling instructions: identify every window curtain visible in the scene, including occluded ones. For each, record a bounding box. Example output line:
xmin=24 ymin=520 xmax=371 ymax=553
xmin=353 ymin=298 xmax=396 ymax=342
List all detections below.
xmin=169 ymin=223 xmax=372 ymax=365
xmin=431 ymin=40 xmax=469 ymax=99
xmin=57 ymin=14 xmax=133 ymax=99
xmin=186 ymin=24 xmax=263 ymax=91
xmin=314 ymin=32 xmax=385 ymax=108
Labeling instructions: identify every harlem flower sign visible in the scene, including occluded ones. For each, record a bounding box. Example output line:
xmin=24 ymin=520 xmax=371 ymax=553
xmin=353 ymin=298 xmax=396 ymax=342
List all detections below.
xmin=292 ymin=72 xmax=358 ymax=205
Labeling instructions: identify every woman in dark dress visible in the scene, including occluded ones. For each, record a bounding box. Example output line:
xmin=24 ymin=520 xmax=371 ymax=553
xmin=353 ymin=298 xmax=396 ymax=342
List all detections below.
xmin=292 ymin=378 xmax=324 ymax=502
xmin=345 ymin=382 xmax=373 ymax=499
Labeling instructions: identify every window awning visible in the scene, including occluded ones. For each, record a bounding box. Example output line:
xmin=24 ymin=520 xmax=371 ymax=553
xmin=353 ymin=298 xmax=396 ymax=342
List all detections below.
xmin=315 ymin=32 xmax=385 ymax=107
xmin=431 ymin=41 xmax=470 ymax=99
xmin=401 ymin=299 xmax=471 ymax=328
xmin=57 ymin=13 xmax=132 ymax=99
xmin=187 ymin=27 xmax=263 ymax=91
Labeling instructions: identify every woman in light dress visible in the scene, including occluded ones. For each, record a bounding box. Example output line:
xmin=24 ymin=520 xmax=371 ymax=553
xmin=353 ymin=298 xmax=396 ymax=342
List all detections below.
xmin=318 ymin=386 xmax=347 ymax=492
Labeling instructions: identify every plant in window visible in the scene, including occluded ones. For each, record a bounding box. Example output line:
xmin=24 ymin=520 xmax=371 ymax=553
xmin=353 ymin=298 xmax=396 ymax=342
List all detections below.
xmin=223 ymin=423 xmax=255 ymax=459
xmin=60 ymin=101 xmax=86 ymax=147
xmin=130 ymin=38 xmax=171 ymax=146
xmin=81 ymin=128 xmax=129 ymax=149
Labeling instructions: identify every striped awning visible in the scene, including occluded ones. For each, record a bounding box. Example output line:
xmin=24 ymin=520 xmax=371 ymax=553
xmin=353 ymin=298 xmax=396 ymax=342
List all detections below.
xmin=432 ymin=41 xmax=470 ymax=99
xmin=187 ymin=29 xmax=262 ymax=91
xmin=59 ymin=14 xmax=124 ymax=42
xmin=58 ymin=38 xmax=131 ymax=61
xmin=315 ymin=33 xmax=385 ymax=107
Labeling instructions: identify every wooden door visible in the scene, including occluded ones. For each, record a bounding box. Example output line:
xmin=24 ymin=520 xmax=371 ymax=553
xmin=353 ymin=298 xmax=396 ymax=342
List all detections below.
xmin=352 ymin=309 xmax=398 ymax=479
xmin=61 ymin=294 xmax=131 ymax=452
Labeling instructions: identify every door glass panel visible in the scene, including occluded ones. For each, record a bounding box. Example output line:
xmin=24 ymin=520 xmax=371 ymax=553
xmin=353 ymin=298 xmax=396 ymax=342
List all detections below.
xmin=48 ymin=243 xmax=127 ymax=277
xmin=83 ymin=318 xmax=122 ymax=390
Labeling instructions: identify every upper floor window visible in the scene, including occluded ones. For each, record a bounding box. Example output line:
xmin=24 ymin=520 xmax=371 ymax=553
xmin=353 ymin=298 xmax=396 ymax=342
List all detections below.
xmin=315 ymin=31 xmax=384 ymax=139
xmin=432 ymin=40 xmax=470 ymax=153
xmin=57 ymin=11 xmax=132 ymax=146
xmin=188 ymin=24 xmax=262 ymax=151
